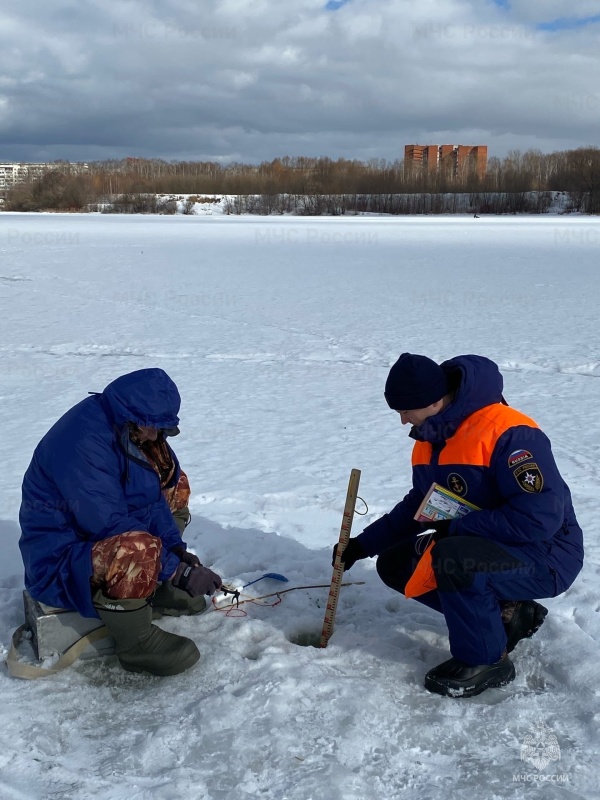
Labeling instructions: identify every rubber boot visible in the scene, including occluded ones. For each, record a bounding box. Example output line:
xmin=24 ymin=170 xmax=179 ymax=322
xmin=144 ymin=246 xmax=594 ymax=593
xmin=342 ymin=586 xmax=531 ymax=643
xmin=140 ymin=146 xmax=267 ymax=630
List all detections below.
xmin=93 ymin=591 xmax=200 ymax=676
xmin=424 ymin=654 xmax=515 ymax=698
xmin=151 ymin=581 xmax=207 ymax=618
xmin=502 ymin=600 xmax=548 ymax=653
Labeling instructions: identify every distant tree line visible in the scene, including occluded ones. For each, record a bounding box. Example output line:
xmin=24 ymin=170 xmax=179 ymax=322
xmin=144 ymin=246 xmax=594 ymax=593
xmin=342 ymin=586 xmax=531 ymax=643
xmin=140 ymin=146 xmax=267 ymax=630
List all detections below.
xmin=223 ymin=191 xmax=554 ymax=216
xmin=3 ymin=146 xmax=599 ymax=214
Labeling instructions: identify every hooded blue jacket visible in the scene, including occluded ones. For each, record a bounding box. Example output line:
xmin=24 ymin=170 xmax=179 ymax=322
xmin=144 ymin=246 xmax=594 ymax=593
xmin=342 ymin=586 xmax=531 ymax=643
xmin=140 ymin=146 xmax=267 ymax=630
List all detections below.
xmin=19 ymin=368 xmax=185 ymax=618
xmin=357 ymin=355 xmax=583 ymax=594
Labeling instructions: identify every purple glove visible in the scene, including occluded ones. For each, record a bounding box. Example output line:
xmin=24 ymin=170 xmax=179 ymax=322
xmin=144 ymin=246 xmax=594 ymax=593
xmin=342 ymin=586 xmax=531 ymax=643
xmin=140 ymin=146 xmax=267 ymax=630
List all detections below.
xmin=170 ymin=543 xmax=202 ymax=568
xmin=172 ymin=563 xmax=223 ymax=597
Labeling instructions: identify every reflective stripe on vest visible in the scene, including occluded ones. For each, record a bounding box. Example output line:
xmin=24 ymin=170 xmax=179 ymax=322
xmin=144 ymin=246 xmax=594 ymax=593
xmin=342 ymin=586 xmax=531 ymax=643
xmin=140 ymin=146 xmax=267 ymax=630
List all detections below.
xmin=411 ymin=404 xmax=540 ymax=467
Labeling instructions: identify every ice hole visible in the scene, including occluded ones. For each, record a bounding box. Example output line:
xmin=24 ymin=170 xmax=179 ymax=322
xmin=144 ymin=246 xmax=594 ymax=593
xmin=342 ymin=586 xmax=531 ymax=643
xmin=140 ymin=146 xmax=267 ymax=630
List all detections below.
xmin=287 ymin=629 xmax=322 ymax=648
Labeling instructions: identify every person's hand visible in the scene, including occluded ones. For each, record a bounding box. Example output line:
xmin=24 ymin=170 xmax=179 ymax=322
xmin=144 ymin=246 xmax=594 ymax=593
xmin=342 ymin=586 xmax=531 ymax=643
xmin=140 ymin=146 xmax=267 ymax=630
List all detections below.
xmin=420 ymin=519 xmax=452 ymax=541
xmin=172 ymin=563 xmax=223 ymax=597
xmin=331 ymin=538 xmax=366 ymax=571
xmin=170 ymin=543 xmax=202 ymax=568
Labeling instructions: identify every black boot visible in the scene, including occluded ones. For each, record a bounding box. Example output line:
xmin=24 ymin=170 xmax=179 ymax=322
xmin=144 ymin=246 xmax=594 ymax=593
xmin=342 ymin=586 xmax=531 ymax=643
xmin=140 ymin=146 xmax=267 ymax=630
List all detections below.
xmin=502 ymin=600 xmax=548 ymax=653
xmin=424 ymin=655 xmax=515 ymax=698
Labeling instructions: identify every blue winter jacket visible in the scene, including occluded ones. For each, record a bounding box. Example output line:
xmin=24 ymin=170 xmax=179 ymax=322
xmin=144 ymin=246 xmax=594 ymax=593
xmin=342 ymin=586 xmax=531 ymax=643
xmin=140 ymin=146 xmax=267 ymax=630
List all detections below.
xmin=357 ymin=355 xmax=584 ymax=594
xmin=19 ymin=368 xmax=185 ymax=618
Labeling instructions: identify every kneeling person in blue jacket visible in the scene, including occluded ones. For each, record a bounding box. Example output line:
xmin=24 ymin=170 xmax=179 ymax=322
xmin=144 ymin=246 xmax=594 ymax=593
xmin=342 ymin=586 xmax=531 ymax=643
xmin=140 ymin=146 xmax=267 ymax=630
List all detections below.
xmin=19 ymin=368 xmax=222 ymax=676
xmin=335 ymin=353 xmax=583 ymax=697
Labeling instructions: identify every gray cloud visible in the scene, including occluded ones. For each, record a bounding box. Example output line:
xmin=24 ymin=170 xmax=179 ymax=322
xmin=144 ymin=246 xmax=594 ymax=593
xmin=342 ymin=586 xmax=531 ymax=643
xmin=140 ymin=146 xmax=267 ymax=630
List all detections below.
xmin=0 ymin=0 xmax=598 ymax=163
xmin=509 ymin=0 xmax=600 ymax=23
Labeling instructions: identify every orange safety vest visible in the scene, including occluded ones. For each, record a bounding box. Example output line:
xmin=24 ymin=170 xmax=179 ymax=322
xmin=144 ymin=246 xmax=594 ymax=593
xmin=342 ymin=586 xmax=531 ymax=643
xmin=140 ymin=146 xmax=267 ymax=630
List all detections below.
xmin=405 ymin=403 xmax=540 ymax=598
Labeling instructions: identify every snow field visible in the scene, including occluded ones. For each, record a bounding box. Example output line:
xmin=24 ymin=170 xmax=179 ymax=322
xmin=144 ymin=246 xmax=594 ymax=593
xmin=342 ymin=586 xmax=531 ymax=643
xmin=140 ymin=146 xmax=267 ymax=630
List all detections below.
xmin=1 ymin=213 xmax=600 ymax=799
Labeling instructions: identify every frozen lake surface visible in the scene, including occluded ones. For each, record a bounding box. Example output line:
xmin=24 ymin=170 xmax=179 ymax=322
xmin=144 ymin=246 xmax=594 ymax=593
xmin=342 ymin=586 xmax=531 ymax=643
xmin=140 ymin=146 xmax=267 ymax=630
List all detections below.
xmin=1 ymin=213 xmax=599 ymax=799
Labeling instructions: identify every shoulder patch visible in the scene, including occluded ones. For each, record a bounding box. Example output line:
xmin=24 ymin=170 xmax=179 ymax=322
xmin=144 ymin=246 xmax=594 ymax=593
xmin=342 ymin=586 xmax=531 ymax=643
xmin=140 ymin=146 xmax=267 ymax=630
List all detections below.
xmin=514 ymin=462 xmax=544 ymax=493
xmin=508 ymin=449 xmax=533 ymax=469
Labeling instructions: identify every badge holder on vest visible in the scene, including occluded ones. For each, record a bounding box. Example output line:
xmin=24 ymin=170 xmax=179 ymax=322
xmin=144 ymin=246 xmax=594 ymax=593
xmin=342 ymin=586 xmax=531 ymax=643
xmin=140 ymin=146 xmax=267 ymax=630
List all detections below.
xmin=5 ymin=591 xmax=115 ymax=680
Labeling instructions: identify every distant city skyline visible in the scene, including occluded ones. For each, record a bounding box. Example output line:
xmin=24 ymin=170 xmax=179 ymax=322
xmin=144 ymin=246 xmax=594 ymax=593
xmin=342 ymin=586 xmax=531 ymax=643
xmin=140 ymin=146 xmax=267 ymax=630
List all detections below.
xmin=0 ymin=0 xmax=598 ymax=164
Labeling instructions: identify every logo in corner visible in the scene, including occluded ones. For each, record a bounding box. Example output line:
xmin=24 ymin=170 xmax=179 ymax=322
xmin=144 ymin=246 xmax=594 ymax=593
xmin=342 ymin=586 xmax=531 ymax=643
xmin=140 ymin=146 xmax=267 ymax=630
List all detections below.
xmin=514 ymin=462 xmax=544 ymax=493
xmin=448 ymin=473 xmax=467 ymax=496
xmin=508 ymin=449 xmax=533 ymax=468
xmin=521 ymin=721 xmax=561 ymax=771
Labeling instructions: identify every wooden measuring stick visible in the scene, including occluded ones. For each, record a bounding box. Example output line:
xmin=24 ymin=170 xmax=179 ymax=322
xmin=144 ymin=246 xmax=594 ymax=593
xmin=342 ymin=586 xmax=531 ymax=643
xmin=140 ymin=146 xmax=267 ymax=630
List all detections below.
xmin=319 ymin=468 xmax=361 ymax=648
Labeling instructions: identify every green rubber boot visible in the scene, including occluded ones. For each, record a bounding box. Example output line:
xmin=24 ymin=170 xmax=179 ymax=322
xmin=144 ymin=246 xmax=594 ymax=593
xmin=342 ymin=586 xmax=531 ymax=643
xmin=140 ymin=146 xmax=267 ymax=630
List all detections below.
xmin=93 ymin=592 xmax=200 ymax=676
xmin=151 ymin=581 xmax=207 ymax=618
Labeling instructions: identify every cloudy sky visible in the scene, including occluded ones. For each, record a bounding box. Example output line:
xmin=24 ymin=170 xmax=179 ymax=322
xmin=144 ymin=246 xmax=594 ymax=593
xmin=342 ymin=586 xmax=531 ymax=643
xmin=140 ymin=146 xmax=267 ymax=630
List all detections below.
xmin=0 ymin=0 xmax=599 ymax=164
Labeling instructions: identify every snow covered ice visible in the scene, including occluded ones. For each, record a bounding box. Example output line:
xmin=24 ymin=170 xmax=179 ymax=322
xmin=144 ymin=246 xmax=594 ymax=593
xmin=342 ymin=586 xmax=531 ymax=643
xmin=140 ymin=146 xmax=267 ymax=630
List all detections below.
xmin=1 ymin=212 xmax=599 ymax=799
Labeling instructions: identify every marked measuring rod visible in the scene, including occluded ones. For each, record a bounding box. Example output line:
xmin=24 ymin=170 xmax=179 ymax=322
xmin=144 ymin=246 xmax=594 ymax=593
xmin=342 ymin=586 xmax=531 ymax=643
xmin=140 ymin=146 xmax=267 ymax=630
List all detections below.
xmin=319 ymin=468 xmax=361 ymax=648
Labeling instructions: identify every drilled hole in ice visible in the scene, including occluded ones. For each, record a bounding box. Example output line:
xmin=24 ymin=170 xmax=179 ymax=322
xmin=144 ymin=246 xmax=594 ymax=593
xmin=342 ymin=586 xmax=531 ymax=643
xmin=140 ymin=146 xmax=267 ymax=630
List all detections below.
xmin=286 ymin=629 xmax=322 ymax=648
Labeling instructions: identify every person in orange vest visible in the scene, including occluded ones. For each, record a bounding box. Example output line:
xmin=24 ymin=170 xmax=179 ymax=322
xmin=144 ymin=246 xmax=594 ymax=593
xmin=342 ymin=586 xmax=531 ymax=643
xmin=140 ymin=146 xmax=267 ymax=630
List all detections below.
xmin=335 ymin=353 xmax=583 ymax=697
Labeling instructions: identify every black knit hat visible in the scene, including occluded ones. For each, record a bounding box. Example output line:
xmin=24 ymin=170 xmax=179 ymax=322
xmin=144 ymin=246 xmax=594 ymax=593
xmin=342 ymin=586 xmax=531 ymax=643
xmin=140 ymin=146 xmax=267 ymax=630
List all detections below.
xmin=384 ymin=353 xmax=449 ymax=411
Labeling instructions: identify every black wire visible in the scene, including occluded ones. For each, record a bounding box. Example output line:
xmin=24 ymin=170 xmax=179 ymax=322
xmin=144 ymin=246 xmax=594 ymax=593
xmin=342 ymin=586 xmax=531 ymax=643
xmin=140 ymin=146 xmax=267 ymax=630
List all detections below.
xmin=354 ymin=496 xmax=369 ymax=516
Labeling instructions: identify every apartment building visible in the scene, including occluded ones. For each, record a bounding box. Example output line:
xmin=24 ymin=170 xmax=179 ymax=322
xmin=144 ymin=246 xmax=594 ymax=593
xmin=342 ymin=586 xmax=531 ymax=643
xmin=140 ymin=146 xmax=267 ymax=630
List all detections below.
xmin=0 ymin=162 xmax=89 ymax=190
xmin=404 ymin=145 xmax=488 ymax=180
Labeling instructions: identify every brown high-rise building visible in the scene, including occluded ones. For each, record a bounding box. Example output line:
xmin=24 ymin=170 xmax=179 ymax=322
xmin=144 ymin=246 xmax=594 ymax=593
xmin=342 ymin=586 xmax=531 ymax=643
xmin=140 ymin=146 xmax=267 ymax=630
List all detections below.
xmin=404 ymin=144 xmax=487 ymax=180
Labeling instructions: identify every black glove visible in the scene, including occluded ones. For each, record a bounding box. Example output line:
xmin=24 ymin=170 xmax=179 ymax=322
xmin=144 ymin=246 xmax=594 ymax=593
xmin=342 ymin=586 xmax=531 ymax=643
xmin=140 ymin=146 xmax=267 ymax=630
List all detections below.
xmin=172 ymin=563 xmax=223 ymax=597
xmin=332 ymin=538 xmax=366 ymax=571
xmin=170 ymin=543 xmax=202 ymax=568
xmin=420 ymin=519 xmax=452 ymax=541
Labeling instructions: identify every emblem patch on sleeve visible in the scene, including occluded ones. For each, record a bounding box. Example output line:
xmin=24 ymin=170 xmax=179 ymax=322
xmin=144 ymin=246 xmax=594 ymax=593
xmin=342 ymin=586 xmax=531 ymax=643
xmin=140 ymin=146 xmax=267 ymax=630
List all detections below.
xmin=448 ymin=473 xmax=467 ymax=496
xmin=514 ymin=463 xmax=544 ymax=493
xmin=508 ymin=449 xmax=534 ymax=469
